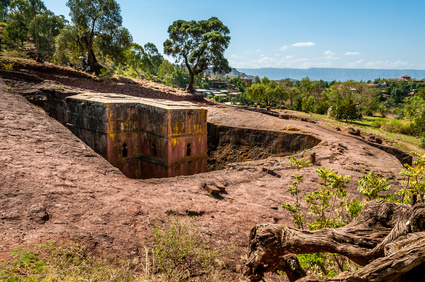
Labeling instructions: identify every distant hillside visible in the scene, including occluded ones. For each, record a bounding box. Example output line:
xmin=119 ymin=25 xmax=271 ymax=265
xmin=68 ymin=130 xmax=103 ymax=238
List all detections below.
xmin=236 ymin=68 xmax=425 ymax=82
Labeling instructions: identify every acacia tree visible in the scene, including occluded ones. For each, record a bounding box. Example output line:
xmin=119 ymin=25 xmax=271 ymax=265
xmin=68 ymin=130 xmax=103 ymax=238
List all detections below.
xmin=66 ymin=0 xmax=129 ymax=75
xmin=163 ymin=17 xmax=231 ymax=93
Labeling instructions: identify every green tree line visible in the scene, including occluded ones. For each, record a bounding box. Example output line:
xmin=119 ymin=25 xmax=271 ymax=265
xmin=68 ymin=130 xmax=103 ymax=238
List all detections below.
xmin=240 ymin=76 xmax=425 ymax=142
xmin=0 ymin=0 xmax=231 ymax=91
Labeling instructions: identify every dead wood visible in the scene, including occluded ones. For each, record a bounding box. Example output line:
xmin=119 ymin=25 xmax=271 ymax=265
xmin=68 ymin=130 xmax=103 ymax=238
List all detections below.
xmin=244 ymin=200 xmax=425 ymax=281
xmin=299 ymin=233 xmax=425 ymax=281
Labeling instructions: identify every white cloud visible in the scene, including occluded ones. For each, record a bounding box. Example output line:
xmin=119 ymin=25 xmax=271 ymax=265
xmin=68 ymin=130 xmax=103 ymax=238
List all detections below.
xmin=292 ymin=42 xmax=315 ymax=47
xmin=275 ymin=57 xmax=311 ymax=68
xmin=280 ymin=42 xmax=315 ymax=52
xmin=364 ymin=60 xmax=408 ymax=69
xmin=323 ymin=55 xmax=340 ymax=60
xmin=342 ymin=59 xmax=409 ymax=69
xmin=280 ymin=45 xmax=289 ymax=51
xmin=346 ymin=60 xmax=365 ymax=68
xmin=229 ymin=50 xmax=413 ymax=69
xmin=230 ymin=54 xmax=246 ymax=59
xmin=256 ymin=49 xmax=262 ymax=52
xmin=257 ymin=56 xmax=277 ymax=67
xmin=230 ymin=54 xmax=340 ymax=69
xmin=344 ymin=51 xmax=360 ymax=56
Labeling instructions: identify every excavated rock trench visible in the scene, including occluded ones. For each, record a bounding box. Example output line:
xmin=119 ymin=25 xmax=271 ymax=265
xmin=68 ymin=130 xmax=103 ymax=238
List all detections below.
xmin=2 ymin=72 xmax=321 ymax=174
xmin=207 ymin=123 xmax=321 ymax=171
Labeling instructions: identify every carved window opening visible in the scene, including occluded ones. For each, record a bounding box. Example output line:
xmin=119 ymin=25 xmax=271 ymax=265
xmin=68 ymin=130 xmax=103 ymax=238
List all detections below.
xmin=152 ymin=143 xmax=157 ymax=157
xmin=187 ymin=143 xmax=192 ymax=156
xmin=122 ymin=143 xmax=128 ymax=158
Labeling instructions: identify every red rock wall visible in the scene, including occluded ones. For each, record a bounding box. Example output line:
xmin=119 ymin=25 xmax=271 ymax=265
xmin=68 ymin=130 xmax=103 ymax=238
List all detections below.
xmin=67 ymin=97 xmax=207 ymax=179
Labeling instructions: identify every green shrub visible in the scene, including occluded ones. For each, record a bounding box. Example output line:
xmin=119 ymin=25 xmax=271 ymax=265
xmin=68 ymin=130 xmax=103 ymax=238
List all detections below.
xmin=370 ymin=118 xmax=384 ymax=128
xmin=398 ymin=151 xmax=425 ymax=203
xmin=412 ymin=111 xmax=425 ymax=136
xmin=298 ymin=253 xmax=336 ymax=278
xmin=420 ymin=136 xmax=425 ymax=149
xmin=347 ymin=198 xmax=364 ymax=220
xmin=357 ymin=172 xmax=391 ymax=200
xmin=314 ymin=101 xmax=331 ymax=115
xmin=0 ymin=242 xmax=143 ymax=281
xmin=380 ymin=119 xmax=412 ymax=135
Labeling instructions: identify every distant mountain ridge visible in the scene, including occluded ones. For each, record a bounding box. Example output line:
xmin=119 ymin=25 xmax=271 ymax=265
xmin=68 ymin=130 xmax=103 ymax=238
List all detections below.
xmin=236 ymin=68 xmax=425 ymax=82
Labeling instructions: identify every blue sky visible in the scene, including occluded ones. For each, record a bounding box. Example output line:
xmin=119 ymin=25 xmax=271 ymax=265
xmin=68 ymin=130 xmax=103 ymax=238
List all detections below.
xmin=43 ymin=0 xmax=425 ymax=70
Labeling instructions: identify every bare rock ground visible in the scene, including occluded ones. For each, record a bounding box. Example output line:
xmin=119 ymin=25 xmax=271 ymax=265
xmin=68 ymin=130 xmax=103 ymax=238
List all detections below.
xmin=0 ymin=68 xmax=407 ymax=271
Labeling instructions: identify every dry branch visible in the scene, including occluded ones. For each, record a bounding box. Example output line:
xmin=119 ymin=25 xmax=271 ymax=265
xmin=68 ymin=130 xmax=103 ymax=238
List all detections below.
xmin=244 ymin=200 xmax=425 ymax=281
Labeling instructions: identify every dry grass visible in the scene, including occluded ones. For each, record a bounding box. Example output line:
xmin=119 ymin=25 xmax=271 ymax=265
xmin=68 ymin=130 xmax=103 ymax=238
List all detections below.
xmin=0 ymin=217 xmax=247 ymax=282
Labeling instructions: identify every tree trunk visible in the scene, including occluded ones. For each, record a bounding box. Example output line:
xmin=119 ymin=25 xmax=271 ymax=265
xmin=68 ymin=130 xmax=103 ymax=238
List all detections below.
xmin=34 ymin=9 xmax=39 ymax=57
xmin=186 ymin=70 xmax=195 ymax=93
xmin=81 ymin=36 xmax=101 ymax=76
xmin=183 ymin=55 xmax=195 ymax=94
xmin=244 ymin=200 xmax=425 ymax=281
xmin=87 ymin=47 xmax=101 ymax=76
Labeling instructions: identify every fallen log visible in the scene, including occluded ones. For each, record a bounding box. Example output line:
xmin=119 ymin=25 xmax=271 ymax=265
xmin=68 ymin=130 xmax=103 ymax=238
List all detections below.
xmin=244 ymin=200 xmax=425 ymax=281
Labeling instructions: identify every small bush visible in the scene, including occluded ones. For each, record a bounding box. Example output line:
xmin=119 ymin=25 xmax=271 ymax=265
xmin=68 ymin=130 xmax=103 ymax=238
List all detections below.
xmin=1 ymin=49 xmax=31 ymax=60
xmin=357 ymin=172 xmax=391 ymax=200
xmin=347 ymin=198 xmax=364 ymax=220
xmin=420 ymin=136 xmax=425 ymax=149
xmin=375 ymin=119 xmax=413 ymax=135
xmin=153 ymin=216 xmax=221 ymax=280
xmin=0 ymin=59 xmax=15 ymax=71
xmin=371 ymin=118 xmax=384 ymax=128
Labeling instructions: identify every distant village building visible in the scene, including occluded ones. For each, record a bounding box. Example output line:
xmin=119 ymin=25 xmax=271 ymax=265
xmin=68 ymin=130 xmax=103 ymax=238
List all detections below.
xmin=401 ymin=75 xmax=411 ymax=81
xmin=240 ymin=78 xmax=253 ymax=87
xmin=386 ymin=75 xmax=418 ymax=82
xmin=194 ymin=89 xmax=212 ymax=97
xmin=412 ymin=78 xmax=425 ymax=82
xmin=211 ymin=80 xmax=228 ymax=89
xmin=373 ymin=81 xmax=388 ymax=88
xmin=229 ymin=92 xmax=242 ymax=98
xmin=66 ymin=93 xmax=207 ymax=179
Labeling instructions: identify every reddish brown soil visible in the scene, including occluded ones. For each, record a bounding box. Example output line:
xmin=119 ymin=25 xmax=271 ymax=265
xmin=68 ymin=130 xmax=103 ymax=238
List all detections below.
xmin=0 ymin=59 xmax=408 ymax=272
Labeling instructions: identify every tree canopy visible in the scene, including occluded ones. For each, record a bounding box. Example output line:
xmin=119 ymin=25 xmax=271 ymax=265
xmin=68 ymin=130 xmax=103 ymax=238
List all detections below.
xmin=163 ymin=16 xmax=231 ymax=93
xmin=246 ymin=77 xmax=286 ymax=106
xmin=66 ymin=0 xmax=131 ymax=75
xmin=2 ymin=0 xmax=64 ymax=59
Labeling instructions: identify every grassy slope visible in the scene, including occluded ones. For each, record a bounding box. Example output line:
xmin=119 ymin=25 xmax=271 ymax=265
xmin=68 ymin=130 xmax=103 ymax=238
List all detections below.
xmin=293 ymin=111 xmax=425 ymax=155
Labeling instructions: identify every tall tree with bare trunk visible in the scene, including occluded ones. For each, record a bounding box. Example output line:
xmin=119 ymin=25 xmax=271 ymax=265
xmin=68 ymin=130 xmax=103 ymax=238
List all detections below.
xmin=66 ymin=0 xmax=130 ymax=75
xmin=164 ymin=17 xmax=231 ymax=93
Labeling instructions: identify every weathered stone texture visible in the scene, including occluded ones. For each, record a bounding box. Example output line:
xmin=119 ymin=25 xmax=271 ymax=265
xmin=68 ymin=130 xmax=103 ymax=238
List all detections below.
xmin=66 ymin=93 xmax=207 ymax=179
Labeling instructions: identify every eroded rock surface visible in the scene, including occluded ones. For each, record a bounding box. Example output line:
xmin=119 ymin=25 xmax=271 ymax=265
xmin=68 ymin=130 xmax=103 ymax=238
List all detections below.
xmin=0 ymin=68 xmax=412 ymax=272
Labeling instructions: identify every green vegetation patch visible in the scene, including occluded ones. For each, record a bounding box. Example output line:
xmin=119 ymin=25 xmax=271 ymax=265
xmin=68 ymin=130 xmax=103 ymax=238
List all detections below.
xmin=0 ymin=242 xmax=143 ymax=281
